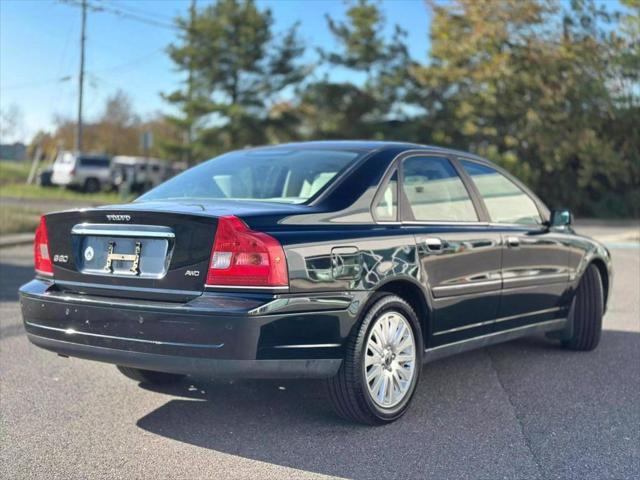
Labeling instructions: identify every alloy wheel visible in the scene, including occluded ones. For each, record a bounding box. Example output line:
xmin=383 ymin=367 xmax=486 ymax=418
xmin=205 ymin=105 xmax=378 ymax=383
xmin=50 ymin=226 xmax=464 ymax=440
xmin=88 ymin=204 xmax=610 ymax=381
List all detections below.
xmin=364 ymin=310 xmax=417 ymax=409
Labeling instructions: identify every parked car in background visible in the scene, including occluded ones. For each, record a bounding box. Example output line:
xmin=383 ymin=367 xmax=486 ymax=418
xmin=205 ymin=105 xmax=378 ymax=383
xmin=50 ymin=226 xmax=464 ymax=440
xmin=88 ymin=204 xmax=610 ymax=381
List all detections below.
xmin=51 ymin=151 xmax=111 ymax=192
xmin=111 ymin=156 xmax=173 ymax=194
xmin=37 ymin=166 xmax=53 ymax=187
xmin=20 ymin=141 xmax=612 ymax=425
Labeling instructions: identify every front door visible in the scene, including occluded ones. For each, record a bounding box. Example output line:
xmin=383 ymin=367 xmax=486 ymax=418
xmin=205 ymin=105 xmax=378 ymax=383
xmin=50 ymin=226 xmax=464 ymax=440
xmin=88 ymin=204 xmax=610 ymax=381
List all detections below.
xmin=400 ymin=154 xmax=502 ymax=347
xmin=458 ymin=159 xmax=571 ymax=330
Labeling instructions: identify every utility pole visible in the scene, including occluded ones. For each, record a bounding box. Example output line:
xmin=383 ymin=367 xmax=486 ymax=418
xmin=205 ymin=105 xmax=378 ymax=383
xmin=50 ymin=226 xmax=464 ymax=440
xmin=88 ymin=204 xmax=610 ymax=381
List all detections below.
xmin=185 ymin=0 xmax=196 ymax=167
xmin=76 ymin=0 xmax=87 ymax=153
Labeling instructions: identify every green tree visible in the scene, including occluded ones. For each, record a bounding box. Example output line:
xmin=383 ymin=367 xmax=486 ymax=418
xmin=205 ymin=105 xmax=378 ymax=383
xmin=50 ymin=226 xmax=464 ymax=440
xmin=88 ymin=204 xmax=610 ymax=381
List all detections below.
xmin=162 ymin=0 xmax=214 ymax=165
xmin=616 ymin=0 xmax=640 ymax=107
xmin=299 ymin=0 xmax=413 ymax=140
xmin=163 ymin=0 xmax=307 ymax=160
xmin=412 ymin=0 xmax=639 ymax=217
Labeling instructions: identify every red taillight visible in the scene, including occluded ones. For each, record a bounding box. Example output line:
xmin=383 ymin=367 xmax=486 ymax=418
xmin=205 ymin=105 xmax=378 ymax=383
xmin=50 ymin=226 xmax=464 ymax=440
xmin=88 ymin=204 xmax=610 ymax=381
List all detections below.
xmin=34 ymin=216 xmax=53 ymax=276
xmin=206 ymin=216 xmax=288 ymax=287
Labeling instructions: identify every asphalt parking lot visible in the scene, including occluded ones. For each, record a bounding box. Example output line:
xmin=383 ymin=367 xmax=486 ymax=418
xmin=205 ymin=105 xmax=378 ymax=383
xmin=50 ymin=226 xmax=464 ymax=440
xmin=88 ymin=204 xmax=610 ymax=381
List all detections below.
xmin=1 ymin=234 xmax=638 ymax=479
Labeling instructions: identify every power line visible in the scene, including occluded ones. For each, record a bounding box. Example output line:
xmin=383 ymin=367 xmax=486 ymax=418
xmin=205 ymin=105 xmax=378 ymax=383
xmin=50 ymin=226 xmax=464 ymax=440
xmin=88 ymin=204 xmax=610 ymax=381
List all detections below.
xmin=0 ymin=47 xmax=165 ymax=91
xmin=107 ymin=0 xmax=176 ymax=24
xmin=0 ymin=76 xmax=73 ymax=91
xmin=92 ymin=48 xmax=165 ymax=74
xmin=60 ymin=0 xmax=176 ymax=30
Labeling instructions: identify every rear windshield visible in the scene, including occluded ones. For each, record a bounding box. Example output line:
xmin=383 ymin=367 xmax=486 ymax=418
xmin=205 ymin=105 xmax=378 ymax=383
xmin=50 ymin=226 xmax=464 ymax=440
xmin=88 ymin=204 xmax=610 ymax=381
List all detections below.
xmin=137 ymin=148 xmax=362 ymax=204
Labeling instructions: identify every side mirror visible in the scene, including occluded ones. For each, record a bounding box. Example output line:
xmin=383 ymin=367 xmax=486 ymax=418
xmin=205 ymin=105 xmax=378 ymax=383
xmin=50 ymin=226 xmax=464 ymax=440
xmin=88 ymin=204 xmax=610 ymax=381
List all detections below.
xmin=549 ymin=209 xmax=572 ymax=227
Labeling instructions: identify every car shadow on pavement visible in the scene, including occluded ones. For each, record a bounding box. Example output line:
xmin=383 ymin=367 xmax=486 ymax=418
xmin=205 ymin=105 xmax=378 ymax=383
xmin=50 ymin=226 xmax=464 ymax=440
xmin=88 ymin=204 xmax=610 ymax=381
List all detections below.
xmin=136 ymin=331 xmax=640 ymax=479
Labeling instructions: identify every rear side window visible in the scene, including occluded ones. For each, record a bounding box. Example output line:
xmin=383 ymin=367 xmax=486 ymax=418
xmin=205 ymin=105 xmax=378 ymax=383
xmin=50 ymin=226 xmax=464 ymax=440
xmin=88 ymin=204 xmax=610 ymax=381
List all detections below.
xmin=401 ymin=156 xmax=478 ymax=222
xmin=138 ymin=148 xmax=362 ymax=204
xmin=373 ymin=170 xmax=398 ymax=221
xmin=79 ymin=157 xmax=110 ymax=168
xmin=461 ymin=160 xmax=542 ymax=225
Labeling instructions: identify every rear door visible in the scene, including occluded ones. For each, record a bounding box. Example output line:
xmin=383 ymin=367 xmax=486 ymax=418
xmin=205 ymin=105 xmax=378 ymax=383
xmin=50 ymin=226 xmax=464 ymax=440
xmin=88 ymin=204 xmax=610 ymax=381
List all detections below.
xmin=458 ymin=159 xmax=571 ymax=329
xmin=399 ymin=154 xmax=503 ymax=347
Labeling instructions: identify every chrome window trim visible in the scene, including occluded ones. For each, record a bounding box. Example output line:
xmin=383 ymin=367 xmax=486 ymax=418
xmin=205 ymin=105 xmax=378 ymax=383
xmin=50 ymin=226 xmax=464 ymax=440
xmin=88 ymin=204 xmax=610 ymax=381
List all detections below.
xmin=486 ymin=222 xmax=546 ymax=230
xmin=402 ymin=220 xmax=491 ymax=227
xmin=377 ymin=220 xmax=550 ymax=229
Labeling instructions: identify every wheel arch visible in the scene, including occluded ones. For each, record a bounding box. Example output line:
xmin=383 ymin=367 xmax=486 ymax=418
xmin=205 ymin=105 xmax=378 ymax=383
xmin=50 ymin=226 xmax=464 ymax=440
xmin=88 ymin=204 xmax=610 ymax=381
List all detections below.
xmin=369 ymin=277 xmax=432 ymax=345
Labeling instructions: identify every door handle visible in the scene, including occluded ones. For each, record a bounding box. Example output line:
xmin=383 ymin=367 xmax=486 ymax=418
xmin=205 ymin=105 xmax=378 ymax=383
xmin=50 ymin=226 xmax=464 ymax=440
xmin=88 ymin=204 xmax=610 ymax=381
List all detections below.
xmin=423 ymin=237 xmax=444 ymax=252
xmin=506 ymin=236 xmax=520 ymax=248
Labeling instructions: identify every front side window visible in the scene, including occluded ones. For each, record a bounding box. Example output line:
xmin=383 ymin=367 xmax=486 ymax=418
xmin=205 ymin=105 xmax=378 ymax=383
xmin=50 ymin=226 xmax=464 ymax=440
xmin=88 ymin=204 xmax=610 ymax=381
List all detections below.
xmin=401 ymin=156 xmax=478 ymax=222
xmin=461 ymin=160 xmax=542 ymax=225
xmin=373 ymin=170 xmax=398 ymax=221
xmin=138 ymin=148 xmax=362 ymax=204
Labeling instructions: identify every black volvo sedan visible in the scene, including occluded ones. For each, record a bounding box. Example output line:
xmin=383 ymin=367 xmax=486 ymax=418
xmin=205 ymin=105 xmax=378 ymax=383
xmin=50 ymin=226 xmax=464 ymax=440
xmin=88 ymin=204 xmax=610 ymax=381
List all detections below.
xmin=20 ymin=141 xmax=612 ymax=425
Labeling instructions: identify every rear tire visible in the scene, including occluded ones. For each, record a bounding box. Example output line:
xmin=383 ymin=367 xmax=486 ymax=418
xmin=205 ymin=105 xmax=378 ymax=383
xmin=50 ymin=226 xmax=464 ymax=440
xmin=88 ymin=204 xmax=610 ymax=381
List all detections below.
xmin=116 ymin=366 xmax=185 ymax=385
xmin=326 ymin=293 xmax=423 ymax=425
xmin=562 ymin=264 xmax=604 ymax=351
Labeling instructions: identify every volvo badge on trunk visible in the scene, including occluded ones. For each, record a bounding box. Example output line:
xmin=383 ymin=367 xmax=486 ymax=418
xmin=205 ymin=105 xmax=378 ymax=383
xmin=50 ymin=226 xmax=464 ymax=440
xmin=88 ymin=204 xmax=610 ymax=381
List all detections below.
xmin=106 ymin=214 xmax=131 ymax=221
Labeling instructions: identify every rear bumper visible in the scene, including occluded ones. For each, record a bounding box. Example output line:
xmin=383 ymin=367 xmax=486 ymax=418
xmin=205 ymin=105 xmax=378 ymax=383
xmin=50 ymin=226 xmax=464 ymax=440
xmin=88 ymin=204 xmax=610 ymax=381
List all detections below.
xmin=27 ymin=334 xmax=341 ymax=378
xmin=20 ymin=279 xmax=361 ymax=379
xmin=51 ymin=174 xmax=74 ymax=186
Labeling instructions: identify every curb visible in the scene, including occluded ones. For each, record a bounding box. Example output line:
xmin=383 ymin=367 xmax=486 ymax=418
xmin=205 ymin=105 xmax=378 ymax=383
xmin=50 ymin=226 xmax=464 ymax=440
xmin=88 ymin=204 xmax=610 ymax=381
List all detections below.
xmin=0 ymin=233 xmax=33 ymax=249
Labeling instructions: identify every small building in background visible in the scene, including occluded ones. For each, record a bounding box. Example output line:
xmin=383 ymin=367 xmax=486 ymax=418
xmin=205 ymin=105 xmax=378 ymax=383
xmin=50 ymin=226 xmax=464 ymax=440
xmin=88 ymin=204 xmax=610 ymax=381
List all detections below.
xmin=0 ymin=142 xmax=27 ymax=161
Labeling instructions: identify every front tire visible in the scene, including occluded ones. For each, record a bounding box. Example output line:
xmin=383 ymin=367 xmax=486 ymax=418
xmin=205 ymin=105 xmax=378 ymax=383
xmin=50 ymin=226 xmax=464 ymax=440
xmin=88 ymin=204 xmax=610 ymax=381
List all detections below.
xmin=326 ymin=294 xmax=423 ymax=425
xmin=116 ymin=366 xmax=185 ymax=385
xmin=562 ymin=264 xmax=604 ymax=351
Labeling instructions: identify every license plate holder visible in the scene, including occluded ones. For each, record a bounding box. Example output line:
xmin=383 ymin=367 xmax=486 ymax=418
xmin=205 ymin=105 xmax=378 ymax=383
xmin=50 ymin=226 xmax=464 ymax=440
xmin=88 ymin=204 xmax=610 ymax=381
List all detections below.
xmin=79 ymin=236 xmax=169 ymax=278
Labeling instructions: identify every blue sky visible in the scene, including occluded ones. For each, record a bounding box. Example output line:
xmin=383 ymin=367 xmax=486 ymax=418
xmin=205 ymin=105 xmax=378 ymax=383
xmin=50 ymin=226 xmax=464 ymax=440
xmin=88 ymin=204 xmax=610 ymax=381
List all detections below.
xmin=0 ymin=0 xmax=432 ymax=142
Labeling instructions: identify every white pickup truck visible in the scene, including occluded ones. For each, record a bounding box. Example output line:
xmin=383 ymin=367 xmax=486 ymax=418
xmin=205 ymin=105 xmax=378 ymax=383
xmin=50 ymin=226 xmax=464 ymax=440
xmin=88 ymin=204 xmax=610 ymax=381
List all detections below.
xmin=51 ymin=152 xmax=111 ymax=192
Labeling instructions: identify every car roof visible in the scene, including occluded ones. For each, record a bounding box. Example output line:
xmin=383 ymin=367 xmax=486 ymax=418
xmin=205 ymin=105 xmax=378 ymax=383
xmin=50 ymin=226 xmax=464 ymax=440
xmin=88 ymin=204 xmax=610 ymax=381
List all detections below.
xmin=241 ymin=140 xmax=488 ymax=162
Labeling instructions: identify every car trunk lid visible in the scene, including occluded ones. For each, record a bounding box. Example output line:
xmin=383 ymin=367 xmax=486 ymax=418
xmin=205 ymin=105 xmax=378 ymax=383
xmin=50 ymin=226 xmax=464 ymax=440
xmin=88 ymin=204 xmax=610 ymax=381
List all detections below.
xmin=44 ymin=206 xmax=218 ymax=302
xmin=41 ymin=200 xmax=306 ymax=302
